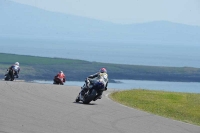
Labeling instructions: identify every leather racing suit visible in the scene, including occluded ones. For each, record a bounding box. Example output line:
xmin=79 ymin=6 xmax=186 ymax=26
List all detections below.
xmin=81 ymin=72 xmax=108 ymax=100
xmin=9 ymin=64 xmax=20 ymax=78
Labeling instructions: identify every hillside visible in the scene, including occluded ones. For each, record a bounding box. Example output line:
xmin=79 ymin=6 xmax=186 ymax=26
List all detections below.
xmin=0 ymin=0 xmax=200 ymax=44
xmin=1 ymin=53 xmax=200 ymax=82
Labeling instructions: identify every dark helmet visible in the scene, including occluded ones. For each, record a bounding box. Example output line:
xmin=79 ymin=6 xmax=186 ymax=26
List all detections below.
xmin=99 ymin=68 xmax=107 ymax=73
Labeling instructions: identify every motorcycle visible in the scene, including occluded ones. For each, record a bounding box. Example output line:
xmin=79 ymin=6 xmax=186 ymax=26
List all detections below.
xmin=75 ymin=79 xmax=105 ymax=104
xmin=53 ymin=77 xmax=64 ymax=85
xmin=4 ymin=69 xmax=15 ymax=81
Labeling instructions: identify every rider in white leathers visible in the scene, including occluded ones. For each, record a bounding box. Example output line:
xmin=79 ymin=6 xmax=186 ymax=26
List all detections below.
xmin=80 ymin=68 xmax=108 ymax=101
xmin=9 ymin=62 xmax=20 ymax=78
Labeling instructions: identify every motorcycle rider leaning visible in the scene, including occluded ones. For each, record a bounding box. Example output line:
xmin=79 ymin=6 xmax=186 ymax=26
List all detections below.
xmin=9 ymin=62 xmax=20 ymax=78
xmin=80 ymin=68 xmax=108 ymax=101
xmin=54 ymin=71 xmax=66 ymax=85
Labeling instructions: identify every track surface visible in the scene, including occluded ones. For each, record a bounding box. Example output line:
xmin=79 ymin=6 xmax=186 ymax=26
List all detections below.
xmin=0 ymin=81 xmax=199 ymax=133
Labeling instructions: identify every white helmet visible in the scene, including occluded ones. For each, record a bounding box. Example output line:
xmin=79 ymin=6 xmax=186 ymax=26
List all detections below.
xmin=59 ymin=71 xmax=63 ymax=73
xmin=15 ymin=62 xmax=19 ymax=66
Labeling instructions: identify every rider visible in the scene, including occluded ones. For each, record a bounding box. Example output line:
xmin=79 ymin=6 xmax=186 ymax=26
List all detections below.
xmin=9 ymin=62 xmax=20 ymax=78
xmin=80 ymin=67 xmax=108 ymax=101
xmin=54 ymin=71 xmax=66 ymax=85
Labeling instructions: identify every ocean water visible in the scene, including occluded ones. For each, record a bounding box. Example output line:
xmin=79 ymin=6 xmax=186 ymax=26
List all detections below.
xmin=33 ymin=80 xmax=200 ymax=93
xmin=0 ymin=38 xmax=200 ymax=68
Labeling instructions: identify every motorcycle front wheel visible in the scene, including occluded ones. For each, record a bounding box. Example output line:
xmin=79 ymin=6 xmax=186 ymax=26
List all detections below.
xmin=75 ymin=94 xmax=80 ymax=102
xmin=82 ymin=89 xmax=97 ymax=104
xmin=4 ymin=75 xmax=10 ymax=81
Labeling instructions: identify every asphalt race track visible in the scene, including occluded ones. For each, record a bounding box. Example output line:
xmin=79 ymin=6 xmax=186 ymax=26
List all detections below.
xmin=0 ymin=80 xmax=199 ymax=133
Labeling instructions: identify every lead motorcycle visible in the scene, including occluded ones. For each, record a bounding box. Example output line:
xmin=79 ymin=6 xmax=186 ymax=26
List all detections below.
xmin=75 ymin=79 xmax=105 ymax=104
xmin=4 ymin=69 xmax=15 ymax=81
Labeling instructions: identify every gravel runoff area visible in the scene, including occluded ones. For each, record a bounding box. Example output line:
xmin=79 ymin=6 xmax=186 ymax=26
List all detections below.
xmin=0 ymin=80 xmax=199 ymax=133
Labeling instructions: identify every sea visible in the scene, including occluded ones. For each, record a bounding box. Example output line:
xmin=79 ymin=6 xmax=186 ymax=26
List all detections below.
xmin=1 ymin=37 xmax=200 ymax=93
xmin=33 ymin=80 xmax=200 ymax=93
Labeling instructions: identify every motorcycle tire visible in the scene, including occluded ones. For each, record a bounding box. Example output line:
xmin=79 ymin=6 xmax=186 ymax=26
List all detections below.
xmin=8 ymin=70 xmax=15 ymax=81
xmin=83 ymin=89 xmax=97 ymax=104
xmin=4 ymin=76 xmax=10 ymax=81
xmin=75 ymin=94 xmax=80 ymax=102
xmin=4 ymin=73 xmax=11 ymax=81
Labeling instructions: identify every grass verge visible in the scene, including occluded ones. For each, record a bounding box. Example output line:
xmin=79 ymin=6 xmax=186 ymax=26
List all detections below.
xmin=109 ymin=89 xmax=200 ymax=126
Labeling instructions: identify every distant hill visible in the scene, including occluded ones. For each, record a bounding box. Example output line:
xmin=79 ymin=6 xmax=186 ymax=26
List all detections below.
xmin=1 ymin=53 xmax=200 ymax=82
xmin=0 ymin=0 xmax=200 ymax=44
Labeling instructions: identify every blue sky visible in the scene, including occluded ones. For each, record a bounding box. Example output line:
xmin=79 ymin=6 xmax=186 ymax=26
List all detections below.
xmin=10 ymin=0 xmax=200 ymax=26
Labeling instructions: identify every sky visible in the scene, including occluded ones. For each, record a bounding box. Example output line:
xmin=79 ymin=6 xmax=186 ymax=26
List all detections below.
xmin=9 ymin=0 xmax=200 ymax=26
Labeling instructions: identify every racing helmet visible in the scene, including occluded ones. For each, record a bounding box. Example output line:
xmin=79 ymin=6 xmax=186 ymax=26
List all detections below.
xmin=15 ymin=62 xmax=19 ymax=66
xmin=99 ymin=68 xmax=107 ymax=73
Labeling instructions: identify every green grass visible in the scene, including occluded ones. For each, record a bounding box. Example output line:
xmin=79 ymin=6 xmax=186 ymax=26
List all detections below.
xmin=110 ymin=89 xmax=200 ymax=126
xmin=0 ymin=53 xmax=90 ymax=65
